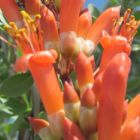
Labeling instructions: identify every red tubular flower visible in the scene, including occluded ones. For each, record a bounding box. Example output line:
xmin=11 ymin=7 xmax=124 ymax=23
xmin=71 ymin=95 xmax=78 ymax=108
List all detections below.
xmin=60 ymin=0 xmax=85 ymax=33
xmin=28 ymin=50 xmax=64 ymax=115
xmin=40 ymin=6 xmax=59 ymax=43
xmin=86 ymin=6 xmax=120 ymax=46
xmin=77 ymin=9 xmax=92 ymax=38
xmin=99 ymin=31 xmax=131 ymax=72
xmin=0 ymin=0 xmax=22 ymax=27
xmin=24 ymin=0 xmax=41 ymax=15
xmin=75 ymin=52 xmax=94 ymax=90
xmin=97 ymin=53 xmax=131 ymax=140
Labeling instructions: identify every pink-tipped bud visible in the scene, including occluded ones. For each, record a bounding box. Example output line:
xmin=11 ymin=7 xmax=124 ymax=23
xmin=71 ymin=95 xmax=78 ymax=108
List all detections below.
xmin=64 ymin=82 xmax=79 ymax=103
xmin=81 ymin=88 xmax=96 ymax=108
xmin=64 ymin=82 xmax=80 ymax=122
xmin=80 ymin=88 xmax=97 ymax=134
xmin=63 ymin=117 xmax=85 ymax=140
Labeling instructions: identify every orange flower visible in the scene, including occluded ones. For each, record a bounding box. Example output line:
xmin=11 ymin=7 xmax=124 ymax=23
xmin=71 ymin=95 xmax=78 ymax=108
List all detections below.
xmin=99 ymin=31 xmax=131 ymax=72
xmin=99 ymin=9 xmax=140 ymax=72
xmin=28 ymin=50 xmax=64 ymax=115
xmin=97 ymin=53 xmax=131 ymax=140
xmin=4 ymin=11 xmax=44 ymax=55
xmin=0 ymin=0 xmax=22 ymax=27
xmin=40 ymin=6 xmax=59 ymax=44
xmin=86 ymin=6 xmax=120 ymax=46
xmin=4 ymin=11 xmax=44 ymax=72
xmin=77 ymin=9 xmax=92 ymax=38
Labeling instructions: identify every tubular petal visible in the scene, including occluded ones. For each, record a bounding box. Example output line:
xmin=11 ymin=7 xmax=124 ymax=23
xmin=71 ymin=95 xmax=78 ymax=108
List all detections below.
xmin=29 ymin=51 xmax=64 ymax=115
xmin=97 ymin=53 xmax=131 ymax=140
xmin=40 ymin=6 xmax=59 ymax=42
xmin=75 ymin=52 xmax=94 ymax=89
xmin=120 ymin=117 xmax=140 ymax=140
xmin=86 ymin=6 xmax=120 ymax=45
xmin=24 ymin=0 xmax=41 ymax=15
xmin=77 ymin=10 xmax=92 ymax=38
xmin=124 ymin=94 xmax=140 ymax=124
xmin=14 ymin=54 xmax=33 ymax=73
xmin=0 ymin=0 xmax=22 ymax=26
xmin=60 ymin=0 xmax=85 ymax=33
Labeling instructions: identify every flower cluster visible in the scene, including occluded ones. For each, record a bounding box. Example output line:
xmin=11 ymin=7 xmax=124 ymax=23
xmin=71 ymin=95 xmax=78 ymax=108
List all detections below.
xmin=0 ymin=0 xmax=140 ymax=140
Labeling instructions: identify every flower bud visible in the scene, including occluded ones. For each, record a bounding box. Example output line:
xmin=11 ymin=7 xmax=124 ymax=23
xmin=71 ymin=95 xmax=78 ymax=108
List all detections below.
xmin=63 ymin=117 xmax=85 ymax=140
xmin=64 ymin=82 xmax=80 ymax=122
xmin=80 ymin=88 xmax=97 ymax=134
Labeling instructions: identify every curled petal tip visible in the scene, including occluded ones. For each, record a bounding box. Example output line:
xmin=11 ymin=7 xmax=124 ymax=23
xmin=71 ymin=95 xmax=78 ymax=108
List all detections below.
xmin=14 ymin=54 xmax=33 ymax=73
xmin=28 ymin=117 xmax=49 ymax=133
xmin=29 ymin=50 xmax=57 ymax=64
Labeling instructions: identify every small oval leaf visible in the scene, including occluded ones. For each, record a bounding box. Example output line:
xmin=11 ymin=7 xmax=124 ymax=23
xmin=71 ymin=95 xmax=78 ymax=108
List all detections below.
xmin=0 ymin=73 xmax=33 ymax=97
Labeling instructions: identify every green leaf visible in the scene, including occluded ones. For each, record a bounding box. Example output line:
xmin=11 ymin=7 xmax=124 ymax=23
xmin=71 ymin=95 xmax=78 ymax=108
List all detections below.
xmin=133 ymin=10 xmax=140 ymax=20
xmin=88 ymin=4 xmax=100 ymax=20
xmin=9 ymin=114 xmax=29 ymax=135
xmin=6 ymin=98 xmax=27 ymax=115
xmin=0 ymin=73 xmax=33 ymax=97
